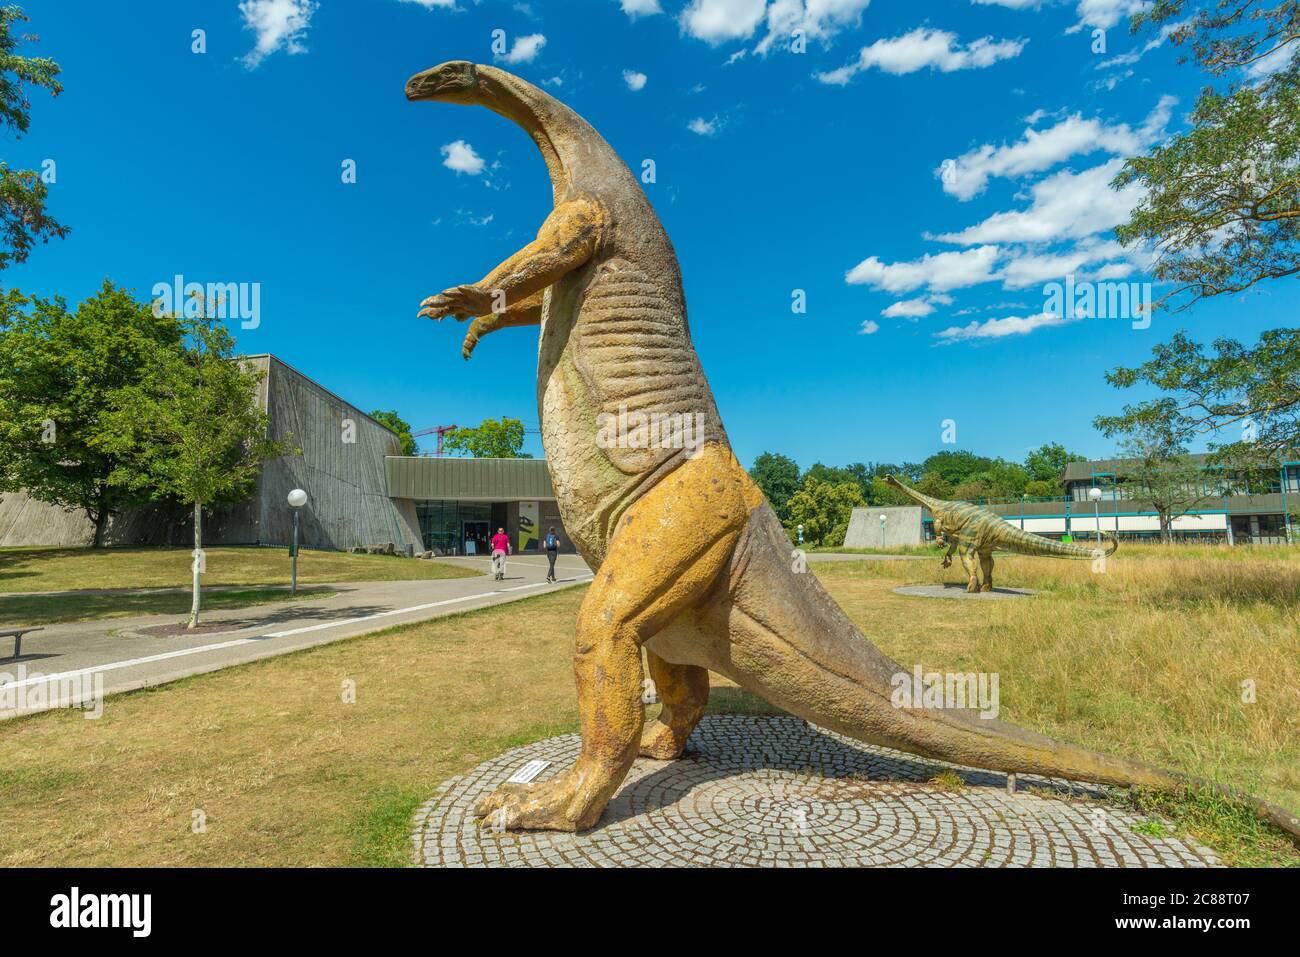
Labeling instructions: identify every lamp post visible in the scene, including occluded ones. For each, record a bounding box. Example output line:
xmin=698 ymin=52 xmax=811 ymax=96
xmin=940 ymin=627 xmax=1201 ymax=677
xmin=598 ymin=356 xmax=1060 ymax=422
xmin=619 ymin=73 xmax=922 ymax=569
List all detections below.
xmin=796 ymin=523 xmax=804 ymax=546
xmin=288 ymin=488 xmax=307 ymax=593
xmin=1087 ymin=486 xmax=1102 ymax=546
xmin=879 ymin=513 xmax=887 ymax=548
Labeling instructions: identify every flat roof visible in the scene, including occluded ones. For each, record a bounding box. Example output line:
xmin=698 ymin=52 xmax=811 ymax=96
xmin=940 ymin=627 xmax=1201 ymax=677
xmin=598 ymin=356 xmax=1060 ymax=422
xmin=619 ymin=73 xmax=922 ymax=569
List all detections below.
xmin=387 ymin=455 xmax=554 ymax=501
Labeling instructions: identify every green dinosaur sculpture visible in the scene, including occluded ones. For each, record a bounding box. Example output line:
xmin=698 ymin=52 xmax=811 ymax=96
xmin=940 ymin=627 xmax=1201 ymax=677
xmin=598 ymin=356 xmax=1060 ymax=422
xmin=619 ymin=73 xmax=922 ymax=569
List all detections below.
xmin=884 ymin=475 xmax=1118 ymax=592
xmin=404 ymin=61 xmax=1299 ymax=842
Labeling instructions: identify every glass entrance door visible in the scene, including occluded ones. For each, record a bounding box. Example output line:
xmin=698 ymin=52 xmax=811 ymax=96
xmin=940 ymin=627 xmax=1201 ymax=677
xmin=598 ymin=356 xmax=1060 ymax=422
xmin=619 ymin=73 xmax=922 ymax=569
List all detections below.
xmin=462 ymin=520 xmax=490 ymax=556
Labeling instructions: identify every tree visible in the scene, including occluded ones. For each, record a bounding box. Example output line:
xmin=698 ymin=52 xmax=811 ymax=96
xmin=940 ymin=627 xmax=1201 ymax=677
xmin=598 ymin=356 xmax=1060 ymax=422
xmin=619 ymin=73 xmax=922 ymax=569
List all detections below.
xmin=785 ymin=476 xmax=865 ymax=547
xmin=1117 ymin=437 xmax=1223 ymax=544
xmin=99 ymin=310 xmax=296 ymax=627
xmin=442 ymin=417 xmax=531 ymax=458
xmin=369 ymin=408 xmax=417 ymax=455
xmin=0 ymin=5 xmax=67 ymax=270
xmin=748 ymin=451 xmax=800 ymax=520
xmin=1024 ymin=442 xmax=1085 ymax=492
xmin=802 ymin=461 xmax=871 ymax=500
xmin=0 ymin=282 xmax=180 ymax=545
xmin=918 ymin=450 xmax=995 ymax=487
xmin=1095 ymin=329 xmax=1299 ymax=462
xmin=870 ymin=476 xmax=913 ymax=506
xmin=1115 ymin=1 xmax=1299 ymax=309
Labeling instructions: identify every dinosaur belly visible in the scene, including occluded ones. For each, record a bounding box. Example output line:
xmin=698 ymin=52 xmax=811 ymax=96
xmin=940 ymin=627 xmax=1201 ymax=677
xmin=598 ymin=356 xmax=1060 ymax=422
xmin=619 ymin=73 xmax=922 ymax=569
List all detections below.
xmin=538 ymin=257 xmax=727 ymax=569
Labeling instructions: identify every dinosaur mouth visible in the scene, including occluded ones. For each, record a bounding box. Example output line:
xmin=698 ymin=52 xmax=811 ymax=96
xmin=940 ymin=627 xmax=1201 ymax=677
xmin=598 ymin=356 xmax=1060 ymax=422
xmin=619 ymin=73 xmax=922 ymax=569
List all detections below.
xmin=405 ymin=61 xmax=478 ymax=101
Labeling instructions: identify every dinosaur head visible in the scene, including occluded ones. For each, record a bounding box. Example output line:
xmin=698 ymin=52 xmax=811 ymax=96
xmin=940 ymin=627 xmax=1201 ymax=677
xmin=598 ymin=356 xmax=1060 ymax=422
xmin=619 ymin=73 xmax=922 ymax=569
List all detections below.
xmin=405 ymin=60 xmax=482 ymax=104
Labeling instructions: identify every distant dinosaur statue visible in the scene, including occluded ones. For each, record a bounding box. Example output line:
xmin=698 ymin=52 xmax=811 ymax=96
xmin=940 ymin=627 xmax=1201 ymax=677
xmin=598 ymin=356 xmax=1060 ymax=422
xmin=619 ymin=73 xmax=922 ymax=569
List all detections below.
xmin=884 ymin=475 xmax=1118 ymax=592
xmin=404 ymin=61 xmax=1299 ymax=842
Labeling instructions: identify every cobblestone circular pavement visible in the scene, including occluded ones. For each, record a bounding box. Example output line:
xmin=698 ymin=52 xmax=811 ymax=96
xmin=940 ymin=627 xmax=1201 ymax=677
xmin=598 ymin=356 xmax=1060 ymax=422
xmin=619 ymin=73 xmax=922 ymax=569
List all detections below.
xmin=413 ymin=715 xmax=1219 ymax=868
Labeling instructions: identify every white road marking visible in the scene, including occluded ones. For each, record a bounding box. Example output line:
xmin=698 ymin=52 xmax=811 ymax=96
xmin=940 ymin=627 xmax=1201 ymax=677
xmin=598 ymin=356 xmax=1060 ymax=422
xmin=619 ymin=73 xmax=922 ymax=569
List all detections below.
xmin=0 ymin=576 xmax=592 ymax=691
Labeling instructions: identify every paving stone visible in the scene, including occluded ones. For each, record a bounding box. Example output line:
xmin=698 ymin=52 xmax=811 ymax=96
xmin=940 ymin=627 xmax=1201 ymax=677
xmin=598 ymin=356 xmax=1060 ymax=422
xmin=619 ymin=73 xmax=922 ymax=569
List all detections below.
xmin=410 ymin=715 xmax=1219 ymax=868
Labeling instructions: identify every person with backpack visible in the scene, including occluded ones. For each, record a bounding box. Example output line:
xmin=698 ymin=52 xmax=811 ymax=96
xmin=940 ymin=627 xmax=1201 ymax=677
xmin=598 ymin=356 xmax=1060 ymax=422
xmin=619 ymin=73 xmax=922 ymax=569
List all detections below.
xmin=544 ymin=526 xmax=561 ymax=582
xmin=490 ymin=526 xmax=511 ymax=581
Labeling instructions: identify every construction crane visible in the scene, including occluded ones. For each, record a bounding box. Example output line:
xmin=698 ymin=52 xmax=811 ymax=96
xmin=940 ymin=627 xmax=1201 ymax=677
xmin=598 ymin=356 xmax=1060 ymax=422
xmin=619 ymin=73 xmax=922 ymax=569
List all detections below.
xmin=411 ymin=424 xmax=458 ymax=457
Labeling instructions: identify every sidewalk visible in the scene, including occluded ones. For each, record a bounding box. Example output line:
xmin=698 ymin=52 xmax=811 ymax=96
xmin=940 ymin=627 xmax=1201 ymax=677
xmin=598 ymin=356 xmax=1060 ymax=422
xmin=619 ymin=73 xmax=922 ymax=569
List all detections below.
xmin=0 ymin=554 xmax=592 ymax=720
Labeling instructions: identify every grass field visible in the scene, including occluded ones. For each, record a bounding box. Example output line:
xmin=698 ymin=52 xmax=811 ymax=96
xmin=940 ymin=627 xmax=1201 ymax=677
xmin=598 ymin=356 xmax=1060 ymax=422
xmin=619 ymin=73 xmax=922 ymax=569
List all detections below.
xmin=0 ymin=586 xmax=337 ymax=625
xmin=0 ymin=546 xmax=478 ymax=594
xmin=0 ymin=544 xmax=1295 ymax=867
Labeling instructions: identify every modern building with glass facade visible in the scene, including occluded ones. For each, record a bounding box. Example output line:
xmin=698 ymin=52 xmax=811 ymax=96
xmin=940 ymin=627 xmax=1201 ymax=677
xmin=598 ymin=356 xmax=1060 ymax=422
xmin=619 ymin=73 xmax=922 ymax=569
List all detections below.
xmin=921 ymin=455 xmax=1298 ymax=545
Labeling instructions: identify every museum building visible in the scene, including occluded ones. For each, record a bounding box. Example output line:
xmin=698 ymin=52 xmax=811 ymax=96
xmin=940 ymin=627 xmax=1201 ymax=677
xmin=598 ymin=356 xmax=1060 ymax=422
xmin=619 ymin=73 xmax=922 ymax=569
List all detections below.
xmin=0 ymin=355 xmax=573 ymax=555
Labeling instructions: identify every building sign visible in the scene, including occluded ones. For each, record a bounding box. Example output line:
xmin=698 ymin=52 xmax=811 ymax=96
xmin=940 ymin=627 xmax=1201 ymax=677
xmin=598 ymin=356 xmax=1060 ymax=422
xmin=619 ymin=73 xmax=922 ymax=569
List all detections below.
xmin=518 ymin=501 xmax=538 ymax=552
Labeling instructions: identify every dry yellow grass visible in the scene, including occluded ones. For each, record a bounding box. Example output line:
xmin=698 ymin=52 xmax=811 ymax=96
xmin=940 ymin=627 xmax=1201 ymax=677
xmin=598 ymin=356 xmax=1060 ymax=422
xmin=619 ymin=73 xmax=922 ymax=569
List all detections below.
xmin=0 ymin=544 xmax=1294 ymax=866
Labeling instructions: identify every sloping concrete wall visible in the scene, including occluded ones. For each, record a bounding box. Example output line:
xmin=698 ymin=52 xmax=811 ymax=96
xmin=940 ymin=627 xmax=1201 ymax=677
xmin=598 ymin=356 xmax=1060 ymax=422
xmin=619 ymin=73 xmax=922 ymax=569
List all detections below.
xmin=0 ymin=354 xmax=422 ymax=552
xmin=247 ymin=356 xmax=422 ymax=551
xmin=844 ymin=506 xmax=923 ymax=549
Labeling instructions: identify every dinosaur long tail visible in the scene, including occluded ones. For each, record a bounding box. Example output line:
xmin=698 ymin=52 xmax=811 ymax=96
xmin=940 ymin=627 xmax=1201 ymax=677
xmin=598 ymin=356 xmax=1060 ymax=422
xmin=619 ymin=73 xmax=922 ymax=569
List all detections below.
xmin=993 ymin=522 xmax=1119 ymax=559
xmin=712 ymin=503 xmax=1299 ymax=843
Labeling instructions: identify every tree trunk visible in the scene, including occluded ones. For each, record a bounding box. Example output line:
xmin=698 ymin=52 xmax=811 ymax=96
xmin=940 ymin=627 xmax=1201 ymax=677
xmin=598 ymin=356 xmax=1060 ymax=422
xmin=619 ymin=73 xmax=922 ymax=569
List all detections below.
xmin=92 ymin=507 xmax=110 ymax=549
xmin=187 ymin=501 xmax=202 ymax=629
xmin=1159 ymin=512 xmax=1172 ymax=544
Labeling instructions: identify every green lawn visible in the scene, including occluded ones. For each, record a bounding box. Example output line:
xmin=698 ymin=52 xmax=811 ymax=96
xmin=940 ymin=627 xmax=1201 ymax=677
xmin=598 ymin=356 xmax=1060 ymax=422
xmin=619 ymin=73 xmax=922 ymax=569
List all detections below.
xmin=0 ymin=586 xmax=337 ymax=626
xmin=0 ymin=545 xmax=1295 ymax=867
xmin=0 ymin=546 xmax=477 ymax=594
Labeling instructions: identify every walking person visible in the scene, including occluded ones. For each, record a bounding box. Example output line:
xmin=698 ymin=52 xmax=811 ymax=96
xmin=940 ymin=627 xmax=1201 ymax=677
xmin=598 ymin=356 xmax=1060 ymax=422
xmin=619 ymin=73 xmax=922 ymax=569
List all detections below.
xmin=491 ymin=526 xmax=511 ymax=581
xmin=544 ymin=526 xmax=561 ymax=582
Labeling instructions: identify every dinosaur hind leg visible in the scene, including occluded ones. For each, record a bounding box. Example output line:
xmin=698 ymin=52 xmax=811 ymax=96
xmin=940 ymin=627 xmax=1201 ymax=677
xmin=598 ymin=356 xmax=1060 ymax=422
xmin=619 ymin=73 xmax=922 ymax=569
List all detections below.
xmin=640 ymin=650 xmax=709 ymax=759
xmin=960 ymin=549 xmax=981 ymax=592
xmin=475 ymin=442 xmax=751 ymax=831
xmin=979 ymin=551 xmax=994 ymax=592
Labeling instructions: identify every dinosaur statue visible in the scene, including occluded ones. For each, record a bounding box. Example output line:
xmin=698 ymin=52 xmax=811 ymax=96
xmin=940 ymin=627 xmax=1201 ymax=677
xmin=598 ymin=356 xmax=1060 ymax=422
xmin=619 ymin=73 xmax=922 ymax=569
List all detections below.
xmin=404 ymin=61 xmax=1299 ymax=842
xmin=884 ymin=475 xmax=1118 ymax=592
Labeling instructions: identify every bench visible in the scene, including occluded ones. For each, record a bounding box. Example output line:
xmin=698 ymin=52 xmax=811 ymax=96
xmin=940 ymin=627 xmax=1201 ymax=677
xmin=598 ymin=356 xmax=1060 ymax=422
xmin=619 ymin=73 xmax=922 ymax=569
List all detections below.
xmin=0 ymin=627 xmax=43 ymax=659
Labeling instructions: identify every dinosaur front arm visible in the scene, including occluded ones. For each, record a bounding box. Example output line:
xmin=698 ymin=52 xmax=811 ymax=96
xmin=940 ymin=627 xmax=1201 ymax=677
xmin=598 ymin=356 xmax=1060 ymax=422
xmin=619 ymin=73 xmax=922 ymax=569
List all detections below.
xmin=418 ymin=199 xmax=603 ymax=322
xmin=461 ymin=289 xmax=544 ymax=359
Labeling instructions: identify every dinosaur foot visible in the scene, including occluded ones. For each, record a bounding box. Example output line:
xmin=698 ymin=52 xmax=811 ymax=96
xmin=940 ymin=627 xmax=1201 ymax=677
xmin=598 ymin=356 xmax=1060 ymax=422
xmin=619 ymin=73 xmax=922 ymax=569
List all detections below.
xmin=474 ymin=768 xmax=595 ymax=832
xmin=981 ymin=583 xmax=993 ymax=592
xmin=966 ymin=582 xmax=981 ymax=593
xmin=639 ymin=719 xmax=688 ymax=760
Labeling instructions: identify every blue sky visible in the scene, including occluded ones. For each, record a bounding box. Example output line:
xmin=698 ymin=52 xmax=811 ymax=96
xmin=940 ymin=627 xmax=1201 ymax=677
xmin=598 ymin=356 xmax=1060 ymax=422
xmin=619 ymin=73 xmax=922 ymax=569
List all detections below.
xmin=10 ymin=0 xmax=1295 ymax=467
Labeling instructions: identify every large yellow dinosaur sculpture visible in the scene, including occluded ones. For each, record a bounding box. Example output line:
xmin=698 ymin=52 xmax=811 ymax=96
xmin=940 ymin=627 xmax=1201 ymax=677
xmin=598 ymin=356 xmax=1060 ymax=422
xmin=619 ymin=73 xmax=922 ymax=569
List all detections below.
xmin=405 ymin=60 xmax=1299 ymax=841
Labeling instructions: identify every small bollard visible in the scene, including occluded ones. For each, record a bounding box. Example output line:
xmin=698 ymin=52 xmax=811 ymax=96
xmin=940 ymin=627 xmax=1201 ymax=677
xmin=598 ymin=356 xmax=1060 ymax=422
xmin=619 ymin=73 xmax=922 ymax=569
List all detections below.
xmin=1006 ymin=773 xmax=1017 ymax=794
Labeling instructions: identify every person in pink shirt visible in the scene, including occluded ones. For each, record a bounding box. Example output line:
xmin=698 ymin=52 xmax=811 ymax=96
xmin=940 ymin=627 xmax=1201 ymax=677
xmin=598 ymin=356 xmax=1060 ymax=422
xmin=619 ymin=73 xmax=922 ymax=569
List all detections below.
xmin=490 ymin=527 xmax=511 ymax=580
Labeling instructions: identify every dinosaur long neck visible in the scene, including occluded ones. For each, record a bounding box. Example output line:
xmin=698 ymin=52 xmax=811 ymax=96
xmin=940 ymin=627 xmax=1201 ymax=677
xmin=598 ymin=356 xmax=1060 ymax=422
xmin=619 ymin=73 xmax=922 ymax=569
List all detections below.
xmin=477 ymin=66 xmax=621 ymax=204
xmin=887 ymin=477 xmax=945 ymax=514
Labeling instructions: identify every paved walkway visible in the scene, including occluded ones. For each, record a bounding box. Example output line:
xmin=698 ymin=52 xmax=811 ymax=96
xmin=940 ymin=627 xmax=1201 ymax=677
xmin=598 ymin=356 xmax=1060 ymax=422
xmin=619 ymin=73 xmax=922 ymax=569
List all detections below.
xmin=0 ymin=554 xmax=592 ymax=720
xmin=413 ymin=715 xmax=1219 ymax=868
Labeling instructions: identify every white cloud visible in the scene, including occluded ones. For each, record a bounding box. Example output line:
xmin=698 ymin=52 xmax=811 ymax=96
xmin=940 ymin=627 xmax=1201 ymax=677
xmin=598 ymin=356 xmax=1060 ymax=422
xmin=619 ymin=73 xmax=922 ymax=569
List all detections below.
xmin=935 ymin=311 xmax=1075 ymax=343
xmin=1246 ymin=42 xmax=1298 ymax=79
xmin=496 ymin=33 xmax=547 ymax=64
xmin=1071 ymin=0 xmax=1145 ymax=32
xmin=882 ymin=298 xmax=935 ymax=318
xmin=239 ymin=0 xmax=318 ymax=69
xmin=859 ymin=319 xmax=880 ymax=334
xmin=846 ymin=245 xmax=1000 ymax=293
xmin=935 ymin=160 xmax=1143 ymax=246
xmin=619 ymin=0 xmax=664 ymax=17
xmin=680 ymin=0 xmax=769 ymax=45
xmin=400 ymin=0 xmax=458 ymax=8
xmin=818 ymin=28 xmax=1026 ymax=83
xmin=687 ymin=116 xmax=719 ymax=135
xmin=441 ymin=140 xmax=486 ymax=175
xmin=623 ymin=70 xmax=648 ymax=91
xmin=937 ymin=95 xmax=1173 ymax=200
xmin=754 ymin=0 xmax=874 ymax=55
